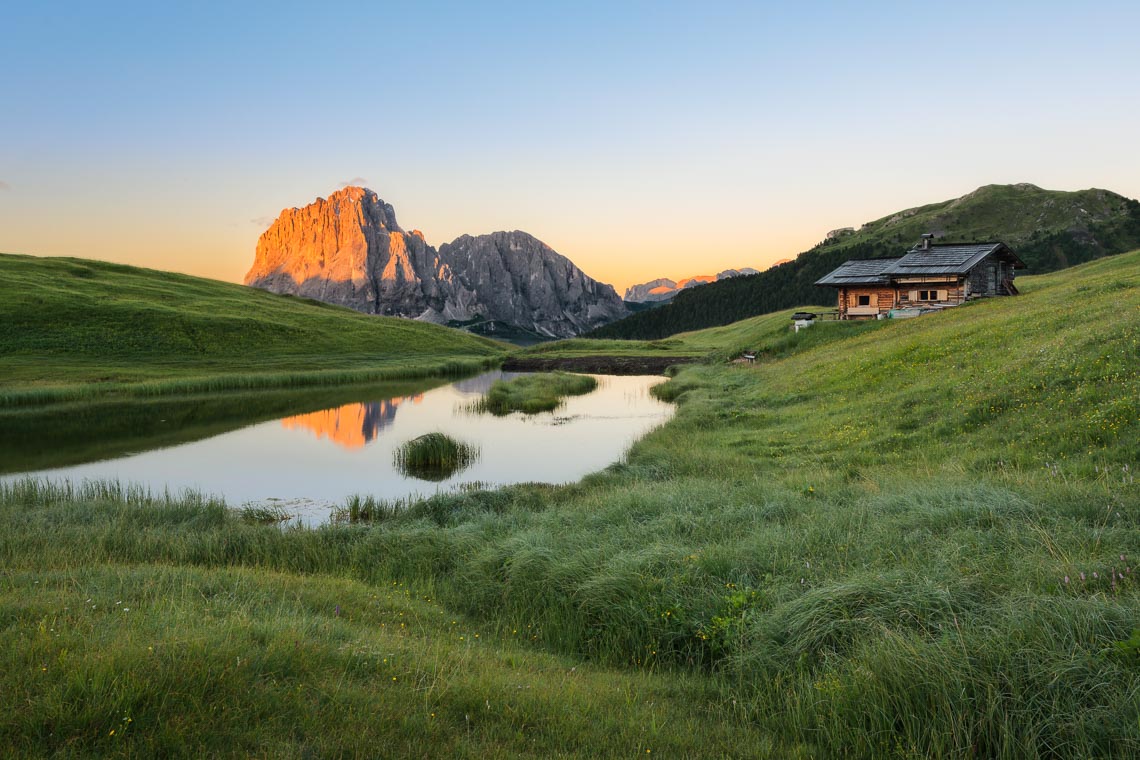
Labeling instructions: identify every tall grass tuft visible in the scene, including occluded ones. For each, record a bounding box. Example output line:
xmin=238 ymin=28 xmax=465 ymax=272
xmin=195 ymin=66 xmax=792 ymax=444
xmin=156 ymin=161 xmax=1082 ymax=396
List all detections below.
xmin=475 ymin=372 xmax=597 ymax=415
xmin=333 ymin=494 xmax=418 ymax=523
xmin=394 ymin=433 xmax=479 ymax=481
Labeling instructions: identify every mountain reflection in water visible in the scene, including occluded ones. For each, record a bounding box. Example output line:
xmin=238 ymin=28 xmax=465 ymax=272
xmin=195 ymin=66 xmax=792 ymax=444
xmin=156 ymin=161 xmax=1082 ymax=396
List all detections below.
xmin=280 ymin=395 xmax=422 ymax=449
xmin=1 ymin=372 xmax=673 ymax=525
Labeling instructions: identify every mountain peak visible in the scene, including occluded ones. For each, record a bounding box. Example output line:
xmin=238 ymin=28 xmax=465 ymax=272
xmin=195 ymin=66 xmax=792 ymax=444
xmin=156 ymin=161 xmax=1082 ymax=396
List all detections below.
xmin=329 ymin=184 xmax=372 ymax=197
xmin=246 ymin=189 xmax=626 ymax=337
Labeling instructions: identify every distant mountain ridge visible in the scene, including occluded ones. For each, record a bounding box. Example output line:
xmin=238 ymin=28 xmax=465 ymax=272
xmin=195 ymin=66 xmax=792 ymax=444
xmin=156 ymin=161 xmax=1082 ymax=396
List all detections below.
xmin=624 ymin=268 xmax=761 ymax=302
xmin=245 ymin=187 xmax=627 ymax=338
xmin=590 ymin=183 xmax=1140 ymax=340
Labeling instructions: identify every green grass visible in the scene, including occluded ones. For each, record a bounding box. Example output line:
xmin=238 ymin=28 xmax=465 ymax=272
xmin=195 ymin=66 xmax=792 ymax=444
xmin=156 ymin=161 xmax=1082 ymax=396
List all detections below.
xmin=0 ymin=253 xmax=507 ymax=406
xmin=395 ymin=433 xmax=480 ymax=481
xmin=476 ymin=372 xmax=599 ymax=414
xmin=518 ymin=309 xmax=886 ymax=366
xmin=0 ymin=480 xmax=775 ymax=758
xmin=2 ymin=250 xmax=1139 ymax=756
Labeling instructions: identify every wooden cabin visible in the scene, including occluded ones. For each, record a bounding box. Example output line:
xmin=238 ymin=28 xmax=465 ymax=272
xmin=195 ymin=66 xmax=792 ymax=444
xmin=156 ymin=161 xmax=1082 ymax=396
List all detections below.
xmin=814 ymin=239 xmax=1026 ymax=320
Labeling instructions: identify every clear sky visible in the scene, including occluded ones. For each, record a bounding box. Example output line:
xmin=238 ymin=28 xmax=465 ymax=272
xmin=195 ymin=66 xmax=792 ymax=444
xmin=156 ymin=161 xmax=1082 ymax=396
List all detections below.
xmin=2 ymin=1 xmax=1138 ymax=292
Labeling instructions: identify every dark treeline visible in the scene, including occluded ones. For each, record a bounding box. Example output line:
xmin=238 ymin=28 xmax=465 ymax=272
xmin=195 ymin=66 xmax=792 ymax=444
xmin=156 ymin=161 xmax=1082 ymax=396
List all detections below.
xmin=591 ymin=241 xmax=884 ymax=340
xmin=591 ymin=197 xmax=1140 ymax=341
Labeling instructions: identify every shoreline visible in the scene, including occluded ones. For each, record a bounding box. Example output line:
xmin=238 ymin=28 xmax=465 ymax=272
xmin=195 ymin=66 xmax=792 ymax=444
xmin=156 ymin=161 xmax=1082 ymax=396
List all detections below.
xmin=501 ymin=354 xmax=701 ymax=375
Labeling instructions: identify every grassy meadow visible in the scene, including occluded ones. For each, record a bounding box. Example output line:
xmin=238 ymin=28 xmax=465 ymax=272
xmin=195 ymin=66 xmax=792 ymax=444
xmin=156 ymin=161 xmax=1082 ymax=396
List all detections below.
xmin=2 ymin=250 xmax=1139 ymax=756
xmin=514 ymin=312 xmax=888 ymax=365
xmin=0 ymin=253 xmax=506 ymax=406
xmin=0 ymin=483 xmax=771 ymax=758
xmin=475 ymin=372 xmax=599 ymax=415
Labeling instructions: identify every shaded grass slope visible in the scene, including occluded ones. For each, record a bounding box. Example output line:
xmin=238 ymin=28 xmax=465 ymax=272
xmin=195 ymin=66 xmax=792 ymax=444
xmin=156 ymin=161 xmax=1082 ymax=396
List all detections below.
xmin=0 ymin=253 xmax=506 ymax=405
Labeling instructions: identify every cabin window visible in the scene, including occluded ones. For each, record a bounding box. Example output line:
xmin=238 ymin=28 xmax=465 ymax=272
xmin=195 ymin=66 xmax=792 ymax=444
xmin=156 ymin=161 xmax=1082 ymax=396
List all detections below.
xmin=918 ymin=290 xmax=938 ymax=301
xmin=857 ymin=295 xmax=871 ymax=306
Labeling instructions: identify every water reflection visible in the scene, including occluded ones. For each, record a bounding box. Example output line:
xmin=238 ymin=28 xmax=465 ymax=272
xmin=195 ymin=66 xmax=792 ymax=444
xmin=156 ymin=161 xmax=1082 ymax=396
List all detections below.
xmin=2 ymin=372 xmax=674 ymax=525
xmin=0 ymin=378 xmax=451 ymax=475
xmin=450 ymin=372 xmax=517 ymax=394
xmin=280 ymin=395 xmax=422 ymax=449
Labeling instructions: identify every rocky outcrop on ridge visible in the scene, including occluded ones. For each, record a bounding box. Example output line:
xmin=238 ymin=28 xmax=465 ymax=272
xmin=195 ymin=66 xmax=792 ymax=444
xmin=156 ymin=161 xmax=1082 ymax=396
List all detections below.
xmin=622 ymin=278 xmax=679 ymax=303
xmin=245 ymin=187 xmax=627 ymax=337
xmin=624 ymin=267 xmax=761 ymax=302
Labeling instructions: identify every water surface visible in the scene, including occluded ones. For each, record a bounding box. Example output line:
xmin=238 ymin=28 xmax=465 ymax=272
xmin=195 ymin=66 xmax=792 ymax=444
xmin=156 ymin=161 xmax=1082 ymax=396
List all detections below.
xmin=2 ymin=372 xmax=673 ymax=524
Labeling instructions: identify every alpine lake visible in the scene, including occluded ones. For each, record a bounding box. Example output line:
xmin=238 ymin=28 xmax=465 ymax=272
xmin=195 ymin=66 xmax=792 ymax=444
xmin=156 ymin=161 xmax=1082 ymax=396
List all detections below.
xmin=0 ymin=372 xmax=674 ymax=525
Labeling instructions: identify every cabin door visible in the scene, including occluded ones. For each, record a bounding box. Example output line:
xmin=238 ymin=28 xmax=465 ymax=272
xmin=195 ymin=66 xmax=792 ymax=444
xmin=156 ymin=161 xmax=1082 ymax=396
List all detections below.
xmin=988 ymin=265 xmax=997 ymax=293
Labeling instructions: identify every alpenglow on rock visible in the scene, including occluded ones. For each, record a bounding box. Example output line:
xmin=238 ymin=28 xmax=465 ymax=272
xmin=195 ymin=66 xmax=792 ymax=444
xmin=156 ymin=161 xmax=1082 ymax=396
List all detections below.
xmin=244 ymin=187 xmax=444 ymax=316
xmin=623 ymin=267 xmax=761 ymax=302
xmin=244 ymin=187 xmax=627 ymax=337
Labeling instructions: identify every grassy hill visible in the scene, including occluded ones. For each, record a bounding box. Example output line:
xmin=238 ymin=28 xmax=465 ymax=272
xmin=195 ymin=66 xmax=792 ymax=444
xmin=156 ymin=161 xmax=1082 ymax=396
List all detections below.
xmin=3 ymin=249 xmax=1137 ymax=756
xmin=515 ymin=308 xmax=886 ymax=366
xmin=0 ymin=253 xmax=507 ymax=405
xmin=592 ymin=183 xmax=1140 ymax=339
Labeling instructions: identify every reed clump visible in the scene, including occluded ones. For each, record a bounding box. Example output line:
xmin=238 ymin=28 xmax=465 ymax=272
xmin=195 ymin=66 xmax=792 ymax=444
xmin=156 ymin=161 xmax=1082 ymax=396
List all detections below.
xmin=476 ymin=372 xmax=597 ymax=415
xmin=394 ymin=432 xmax=479 ymax=481
xmin=333 ymin=494 xmax=416 ymax=523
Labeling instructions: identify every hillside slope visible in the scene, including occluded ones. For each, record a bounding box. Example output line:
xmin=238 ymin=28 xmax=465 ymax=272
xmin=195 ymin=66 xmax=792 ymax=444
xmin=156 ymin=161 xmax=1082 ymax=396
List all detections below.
xmin=593 ymin=183 xmax=1140 ymax=339
xmin=0 ymin=253 xmax=506 ymax=403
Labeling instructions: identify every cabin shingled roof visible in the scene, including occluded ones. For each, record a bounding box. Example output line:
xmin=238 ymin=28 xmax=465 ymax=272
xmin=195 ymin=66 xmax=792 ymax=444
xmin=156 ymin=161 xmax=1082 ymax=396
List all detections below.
xmin=815 ymin=242 xmax=1027 ymax=287
xmin=887 ymin=242 xmax=1026 ymax=276
xmin=813 ymin=257 xmax=899 ymax=286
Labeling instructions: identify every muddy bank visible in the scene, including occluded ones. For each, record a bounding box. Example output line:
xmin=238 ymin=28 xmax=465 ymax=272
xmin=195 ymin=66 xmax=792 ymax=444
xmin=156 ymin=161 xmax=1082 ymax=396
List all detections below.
xmin=501 ymin=355 xmax=702 ymax=375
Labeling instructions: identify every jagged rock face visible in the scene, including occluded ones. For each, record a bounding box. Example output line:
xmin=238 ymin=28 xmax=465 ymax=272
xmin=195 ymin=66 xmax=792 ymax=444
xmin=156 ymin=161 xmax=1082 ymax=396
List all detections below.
xmin=623 ymin=278 xmax=678 ymax=303
xmin=437 ymin=231 xmax=627 ymax=337
xmin=245 ymin=188 xmax=627 ymax=337
xmin=245 ymin=187 xmax=444 ymax=316
xmin=715 ymin=267 xmax=760 ymax=280
xmin=624 ymin=268 xmax=760 ymax=302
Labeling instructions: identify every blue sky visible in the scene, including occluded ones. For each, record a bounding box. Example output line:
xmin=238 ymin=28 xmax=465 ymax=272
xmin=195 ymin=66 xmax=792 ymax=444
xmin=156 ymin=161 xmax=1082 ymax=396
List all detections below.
xmin=2 ymin=1 xmax=1138 ymax=290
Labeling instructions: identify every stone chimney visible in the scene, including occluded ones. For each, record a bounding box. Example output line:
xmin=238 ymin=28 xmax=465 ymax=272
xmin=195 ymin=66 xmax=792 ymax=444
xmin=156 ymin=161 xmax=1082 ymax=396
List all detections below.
xmin=920 ymin=233 xmax=935 ymax=251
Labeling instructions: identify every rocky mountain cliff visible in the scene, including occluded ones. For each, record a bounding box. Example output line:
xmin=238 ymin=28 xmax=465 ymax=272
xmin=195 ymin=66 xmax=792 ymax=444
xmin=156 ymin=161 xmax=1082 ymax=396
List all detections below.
xmin=245 ymin=188 xmax=627 ymax=338
xmin=438 ymin=231 xmax=627 ymax=337
xmin=624 ymin=267 xmax=761 ymax=302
